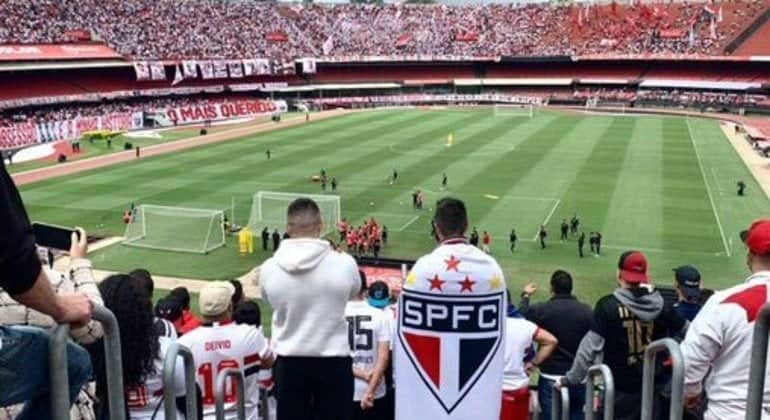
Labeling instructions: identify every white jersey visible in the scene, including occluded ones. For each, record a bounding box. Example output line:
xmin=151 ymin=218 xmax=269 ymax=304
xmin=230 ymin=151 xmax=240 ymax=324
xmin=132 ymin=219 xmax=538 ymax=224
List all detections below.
xmin=178 ymin=322 xmax=272 ymax=420
xmin=127 ymin=337 xmax=186 ymax=420
xmin=395 ymin=239 xmax=506 ymax=419
xmin=502 ymin=317 xmax=538 ymax=391
xmin=345 ymin=300 xmax=392 ymax=401
xmin=681 ymin=271 xmax=770 ymax=419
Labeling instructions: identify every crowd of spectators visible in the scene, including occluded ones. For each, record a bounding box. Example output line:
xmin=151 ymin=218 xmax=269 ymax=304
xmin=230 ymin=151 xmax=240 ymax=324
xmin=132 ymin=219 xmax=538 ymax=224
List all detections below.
xmin=0 ymin=0 xmax=766 ymax=60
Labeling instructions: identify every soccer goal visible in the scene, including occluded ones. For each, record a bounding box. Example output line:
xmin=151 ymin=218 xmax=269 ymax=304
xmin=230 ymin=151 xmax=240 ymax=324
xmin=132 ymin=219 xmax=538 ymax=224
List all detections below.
xmin=246 ymin=191 xmax=341 ymax=237
xmin=493 ymin=103 xmax=534 ymax=118
xmin=123 ymin=205 xmax=226 ymax=254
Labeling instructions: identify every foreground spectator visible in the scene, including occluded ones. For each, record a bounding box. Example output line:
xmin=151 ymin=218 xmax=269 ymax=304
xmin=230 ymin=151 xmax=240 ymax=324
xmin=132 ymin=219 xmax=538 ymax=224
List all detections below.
xmin=260 ymin=198 xmax=361 ymax=420
xmin=560 ymin=251 xmax=686 ymax=420
xmin=345 ymin=273 xmax=391 ymax=419
xmin=519 ymin=270 xmax=592 ymax=420
xmin=395 ymin=198 xmax=506 ymax=419
xmin=131 ymin=268 xmax=177 ymax=339
xmin=681 ymin=220 xmax=770 ymax=418
xmin=502 ymin=294 xmax=558 ymax=420
xmin=672 ymin=265 xmax=703 ymax=322
xmin=170 ymin=286 xmax=201 ymax=334
xmin=92 ymin=274 xmax=200 ymax=420
xmin=179 ymin=281 xmax=274 ymax=419
xmin=0 ymin=160 xmax=93 ymax=419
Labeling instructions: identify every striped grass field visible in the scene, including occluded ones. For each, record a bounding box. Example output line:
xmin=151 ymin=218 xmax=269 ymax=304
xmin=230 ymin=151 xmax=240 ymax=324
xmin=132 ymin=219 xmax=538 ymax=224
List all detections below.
xmin=19 ymin=108 xmax=770 ymax=304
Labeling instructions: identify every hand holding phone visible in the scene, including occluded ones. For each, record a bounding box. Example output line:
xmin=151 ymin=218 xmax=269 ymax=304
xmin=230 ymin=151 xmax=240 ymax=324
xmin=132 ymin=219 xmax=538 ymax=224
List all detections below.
xmin=32 ymin=223 xmax=82 ymax=251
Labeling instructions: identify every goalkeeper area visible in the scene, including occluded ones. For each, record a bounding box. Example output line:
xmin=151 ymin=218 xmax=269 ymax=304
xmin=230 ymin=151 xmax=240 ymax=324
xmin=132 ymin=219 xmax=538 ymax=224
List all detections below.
xmin=123 ymin=205 xmax=226 ymax=254
xmin=18 ymin=107 xmax=767 ymax=305
xmin=246 ymin=191 xmax=341 ymax=236
xmin=493 ymin=104 xmax=534 ymax=118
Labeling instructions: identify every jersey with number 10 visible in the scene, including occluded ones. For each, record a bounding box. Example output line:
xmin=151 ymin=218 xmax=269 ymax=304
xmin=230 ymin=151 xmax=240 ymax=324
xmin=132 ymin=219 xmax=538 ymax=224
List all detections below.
xmin=178 ymin=322 xmax=272 ymax=420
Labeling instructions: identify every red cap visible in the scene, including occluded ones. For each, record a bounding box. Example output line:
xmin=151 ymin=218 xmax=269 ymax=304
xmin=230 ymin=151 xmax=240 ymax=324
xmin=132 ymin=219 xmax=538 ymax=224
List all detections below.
xmin=741 ymin=219 xmax=770 ymax=255
xmin=618 ymin=251 xmax=649 ymax=283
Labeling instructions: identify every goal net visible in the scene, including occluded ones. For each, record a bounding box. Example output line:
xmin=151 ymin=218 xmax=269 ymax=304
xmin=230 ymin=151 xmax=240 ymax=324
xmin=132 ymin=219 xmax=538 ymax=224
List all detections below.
xmin=493 ymin=104 xmax=534 ymax=118
xmin=247 ymin=191 xmax=341 ymax=237
xmin=123 ymin=205 xmax=226 ymax=254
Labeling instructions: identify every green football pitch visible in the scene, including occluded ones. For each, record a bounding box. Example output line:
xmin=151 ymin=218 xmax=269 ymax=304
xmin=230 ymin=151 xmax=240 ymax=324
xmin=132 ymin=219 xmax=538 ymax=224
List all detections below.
xmin=18 ymin=108 xmax=770 ymax=304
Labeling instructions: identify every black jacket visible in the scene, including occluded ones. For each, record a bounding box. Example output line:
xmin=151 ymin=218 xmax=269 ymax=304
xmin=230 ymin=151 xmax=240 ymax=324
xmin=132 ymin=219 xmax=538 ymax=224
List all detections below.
xmin=519 ymin=294 xmax=593 ymax=376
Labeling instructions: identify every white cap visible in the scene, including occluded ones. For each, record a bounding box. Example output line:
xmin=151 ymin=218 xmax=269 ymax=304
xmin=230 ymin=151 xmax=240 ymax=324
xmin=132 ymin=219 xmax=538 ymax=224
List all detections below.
xmin=199 ymin=281 xmax=235 ymax=317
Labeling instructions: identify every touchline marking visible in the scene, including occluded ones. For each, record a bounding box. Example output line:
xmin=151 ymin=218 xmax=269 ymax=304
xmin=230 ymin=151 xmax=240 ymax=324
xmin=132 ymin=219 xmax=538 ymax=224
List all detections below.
xmin=532 ymin=199 xmax=561 ymax=240
xmin=686 ymin=118 xmax=731 ymax=257
xmin=397 ymin=215 xmax=421 ymax=232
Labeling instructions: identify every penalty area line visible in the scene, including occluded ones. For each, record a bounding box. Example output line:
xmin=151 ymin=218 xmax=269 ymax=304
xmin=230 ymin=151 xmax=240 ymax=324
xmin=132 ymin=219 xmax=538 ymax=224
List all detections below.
xmin=532 ymin=199 xmax=561 ymax=241
xmin=397 ymin=215 xmax=421 ymax=232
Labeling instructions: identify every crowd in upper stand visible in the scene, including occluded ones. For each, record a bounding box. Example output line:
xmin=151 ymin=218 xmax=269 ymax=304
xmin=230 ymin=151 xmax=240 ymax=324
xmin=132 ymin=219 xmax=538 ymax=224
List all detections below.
xmin=0 ymin=0 xmax=766 ymax=60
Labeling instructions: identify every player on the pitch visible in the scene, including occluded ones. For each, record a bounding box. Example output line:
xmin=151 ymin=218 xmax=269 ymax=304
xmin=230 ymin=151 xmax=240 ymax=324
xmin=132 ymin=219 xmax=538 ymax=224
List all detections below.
xmin=441 ymin=173 xmax=448 ymax=190
xmin=391 ymin=169 xmax=398 ymax=185
xmin=446 ymin=132 xmax=454 ymax=147
xmin=266 ymin=149 xmax=271 ymax=160
xmin=509 ymin=229 xmax=517 ymax=253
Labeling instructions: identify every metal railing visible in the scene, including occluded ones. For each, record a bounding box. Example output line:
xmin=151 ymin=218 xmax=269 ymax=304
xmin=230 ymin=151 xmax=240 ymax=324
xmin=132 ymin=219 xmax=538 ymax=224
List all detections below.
xmin=50 ymin=305 xmax=125 ymax=420
xmin=584 ymin=364 xmax=614 ymax=420
xmin=641 ymin=338 xmax=684 ymax=420
xmin=747 ymin=303 xmax=770 ymax=420
xmin=551 ymin=382 xmax=570 ymax=420
xmin=216 ymin=368 xmax=246 ymax=420
xmin=163 ymin=342 xmax=199 ymax=420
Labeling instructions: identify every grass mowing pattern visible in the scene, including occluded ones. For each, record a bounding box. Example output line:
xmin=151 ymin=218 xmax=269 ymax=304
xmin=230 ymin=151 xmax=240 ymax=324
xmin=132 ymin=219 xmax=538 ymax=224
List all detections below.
xmin=20 ymin=109 xmax=770 ymax=305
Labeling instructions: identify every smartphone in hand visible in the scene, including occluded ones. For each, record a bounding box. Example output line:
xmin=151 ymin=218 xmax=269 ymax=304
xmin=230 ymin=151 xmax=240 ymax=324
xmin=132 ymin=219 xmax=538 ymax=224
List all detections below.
xmin=32 ymin=222 xmax=80 ymax=251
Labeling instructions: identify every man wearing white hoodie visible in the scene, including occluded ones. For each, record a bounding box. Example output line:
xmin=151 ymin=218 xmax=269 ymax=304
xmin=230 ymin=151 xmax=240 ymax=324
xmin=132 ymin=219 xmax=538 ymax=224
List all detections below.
xmin=260 ymin=198 xmax=361 ymax=420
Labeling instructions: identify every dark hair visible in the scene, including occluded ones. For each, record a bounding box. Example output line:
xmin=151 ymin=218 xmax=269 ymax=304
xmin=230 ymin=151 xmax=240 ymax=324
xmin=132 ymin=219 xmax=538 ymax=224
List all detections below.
xmin=155 ymin=295 xmax=183 ymax=322
xmin=359 ymin=270 xmax=368 ymax=294
xmin=229 ymin=279 xmax=244 ymax=306
xmin=169 ymin=287 xmax=191 ymax=310
xmin=551 ymin=270 xmax=573 ymax=295
xmin=129 ymin=268 xmax=154 ymax=296
xmin=233 ymin=301 xmax=262 ymax=328
xmin=92 ymin=274 xmax=159 ymax=415
xmin=287 ymin=198 xmax=320 ymax=218
xmin=433 ymin=197 xmax=468 ymax=237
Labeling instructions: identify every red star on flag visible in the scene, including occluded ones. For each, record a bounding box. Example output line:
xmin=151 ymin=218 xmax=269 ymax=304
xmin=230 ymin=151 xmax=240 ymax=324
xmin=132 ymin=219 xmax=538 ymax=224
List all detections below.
xmin=444 ymin=255 xmax=461 ymax=272
xmin=458 ymin=276 xmax=476 ymax=293
xmin=428 ymin=274 xmax=446 ymax=291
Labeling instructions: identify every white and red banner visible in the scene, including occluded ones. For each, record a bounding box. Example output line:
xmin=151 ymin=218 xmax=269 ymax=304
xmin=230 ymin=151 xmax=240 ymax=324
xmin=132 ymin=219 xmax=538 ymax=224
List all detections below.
xmin=161 ymin=100 xmax=288 ymax=125
xmin=0 ymin=112 xmax=143 ymax=150
xmin=228 ymin=60 xmax=244 ymax=78
xmin=213 ymin=60 xmax=229 ymax=79
xmin=199 ymin=61 xmax=215 ymax=79
xmin=182 ymin=60 xmax=198 ymax=79
xmin=134 ymin=62 xmax=150 ymax=81
xmin=149 ymin=62 xmax=166 ymax=80
xmin=0 ymin=43 xmax=123 ymax=61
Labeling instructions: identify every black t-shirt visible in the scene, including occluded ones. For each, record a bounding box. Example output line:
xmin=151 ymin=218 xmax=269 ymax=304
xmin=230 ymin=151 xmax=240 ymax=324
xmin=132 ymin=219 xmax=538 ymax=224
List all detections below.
xmin=0 ymin=160 xmax=41 ymax=294
xmin=591 ymin=290 xmax=686 ymax=392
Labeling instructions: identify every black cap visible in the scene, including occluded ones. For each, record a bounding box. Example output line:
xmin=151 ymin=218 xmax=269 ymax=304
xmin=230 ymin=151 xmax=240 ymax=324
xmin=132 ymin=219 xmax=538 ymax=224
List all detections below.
xmin=155 ymin=295 xmax=183 ymax=321
xmin=673 ymin=265 xmax=701 ymax=300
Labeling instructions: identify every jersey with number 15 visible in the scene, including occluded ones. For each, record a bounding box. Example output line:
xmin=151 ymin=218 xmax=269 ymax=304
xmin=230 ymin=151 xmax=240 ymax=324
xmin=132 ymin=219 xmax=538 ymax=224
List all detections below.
xmin=179 ymin=322 xmax=272 ymax=420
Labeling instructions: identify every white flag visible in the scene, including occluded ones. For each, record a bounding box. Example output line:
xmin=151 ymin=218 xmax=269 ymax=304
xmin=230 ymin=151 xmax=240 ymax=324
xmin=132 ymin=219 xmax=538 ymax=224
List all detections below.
xmin=396 ymin=239 xmax=505 ymax=419
xmin=242 ymin=59 xmax=258 ymax=76
xmin=323 ymin=35 xmax=334 ymax=55
xmin=149 ymin=62 xmax=166 ymax=81
xmin=199 ymin=61 xmax=214 ymax=80
xmin=172 ymin=64 xmax=184 ymax=86
xmin=182 ymin=60 xmax=198 ymax=79
xmin=133 ymin=62 xmax=150 ymax=81
xmin=228 ymin=60 xmax=244 ymax=78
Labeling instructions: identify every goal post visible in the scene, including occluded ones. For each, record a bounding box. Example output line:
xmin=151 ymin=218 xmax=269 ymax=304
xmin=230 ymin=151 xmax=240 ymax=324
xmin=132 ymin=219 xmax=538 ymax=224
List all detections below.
xmin=123 ymin=205 xmax=226 ymax=254
xmin=247 ymin=191 xmax=341 ymax=237
xmin=493 ymin=103 xmax=534 ymax=118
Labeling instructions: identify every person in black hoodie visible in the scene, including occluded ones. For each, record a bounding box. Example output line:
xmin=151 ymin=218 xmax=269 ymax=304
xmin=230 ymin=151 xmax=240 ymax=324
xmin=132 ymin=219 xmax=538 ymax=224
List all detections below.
xmin=559 ymin=251 xmax=687 ymax=420
xmin=519 ymin=270 xmax=593 ymax=420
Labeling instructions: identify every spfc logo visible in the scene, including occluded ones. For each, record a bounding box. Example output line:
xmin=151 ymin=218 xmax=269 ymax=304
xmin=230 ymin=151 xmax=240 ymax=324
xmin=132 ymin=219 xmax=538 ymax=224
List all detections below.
xmin=398 ymin=290 xmax=504 ymax=414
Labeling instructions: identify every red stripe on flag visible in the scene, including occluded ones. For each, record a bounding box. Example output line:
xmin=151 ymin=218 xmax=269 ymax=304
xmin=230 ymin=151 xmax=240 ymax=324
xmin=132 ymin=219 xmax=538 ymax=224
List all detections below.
xmin=404 ymin=332 xmax=441 ymax=388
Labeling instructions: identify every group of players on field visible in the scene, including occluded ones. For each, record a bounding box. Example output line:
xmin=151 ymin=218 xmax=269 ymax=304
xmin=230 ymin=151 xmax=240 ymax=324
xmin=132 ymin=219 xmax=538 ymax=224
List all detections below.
xmin=339 ymin=217 xmax=388 ymax=258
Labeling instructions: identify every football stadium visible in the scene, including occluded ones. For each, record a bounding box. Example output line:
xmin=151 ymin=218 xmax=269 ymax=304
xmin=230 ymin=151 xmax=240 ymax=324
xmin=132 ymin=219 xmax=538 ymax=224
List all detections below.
xmin=2 ymin=0 xmax=770 ymax=419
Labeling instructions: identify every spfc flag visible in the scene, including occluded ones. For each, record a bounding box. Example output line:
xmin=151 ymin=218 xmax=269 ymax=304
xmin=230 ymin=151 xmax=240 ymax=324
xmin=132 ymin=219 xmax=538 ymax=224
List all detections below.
xmin=395 ymin=239 xmax=505 ymax=419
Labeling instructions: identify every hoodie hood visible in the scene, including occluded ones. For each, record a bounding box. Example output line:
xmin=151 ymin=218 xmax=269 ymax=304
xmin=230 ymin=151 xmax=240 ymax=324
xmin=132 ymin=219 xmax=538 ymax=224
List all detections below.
xmin=273 ymin=238 xmax=330 ymax=273
xmin=613 ymin=287 xmax=663 ymax=321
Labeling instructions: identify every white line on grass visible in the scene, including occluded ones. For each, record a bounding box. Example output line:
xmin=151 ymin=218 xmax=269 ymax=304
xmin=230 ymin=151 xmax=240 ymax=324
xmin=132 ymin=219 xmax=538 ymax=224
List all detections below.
xmin=397 ymin=215 xmax=421 ymax=232
xmin=532 ymin=199 xmax=561 ymax=240
xmin=686 ymin=118 xmax=731 ymax=257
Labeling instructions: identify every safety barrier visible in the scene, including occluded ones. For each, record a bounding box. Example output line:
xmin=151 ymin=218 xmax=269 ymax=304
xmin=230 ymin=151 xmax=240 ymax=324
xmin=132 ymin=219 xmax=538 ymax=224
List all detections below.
xmin=551 ymin=382 xmax=570 ymax=420
xmin=641 ymin=338 xmax=684 ymax=420
xmin=162 ymin=342 xmax=199 ymax=420
xmin=747 ymin=303 xmax=770 ymax=420
xmin=50 ymin=305 xmax=125 ymax=420
xmin=216 ymin=368 xmax=246 ymax=420
xmin=584 ymin=364 xmax=614 ymax=420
